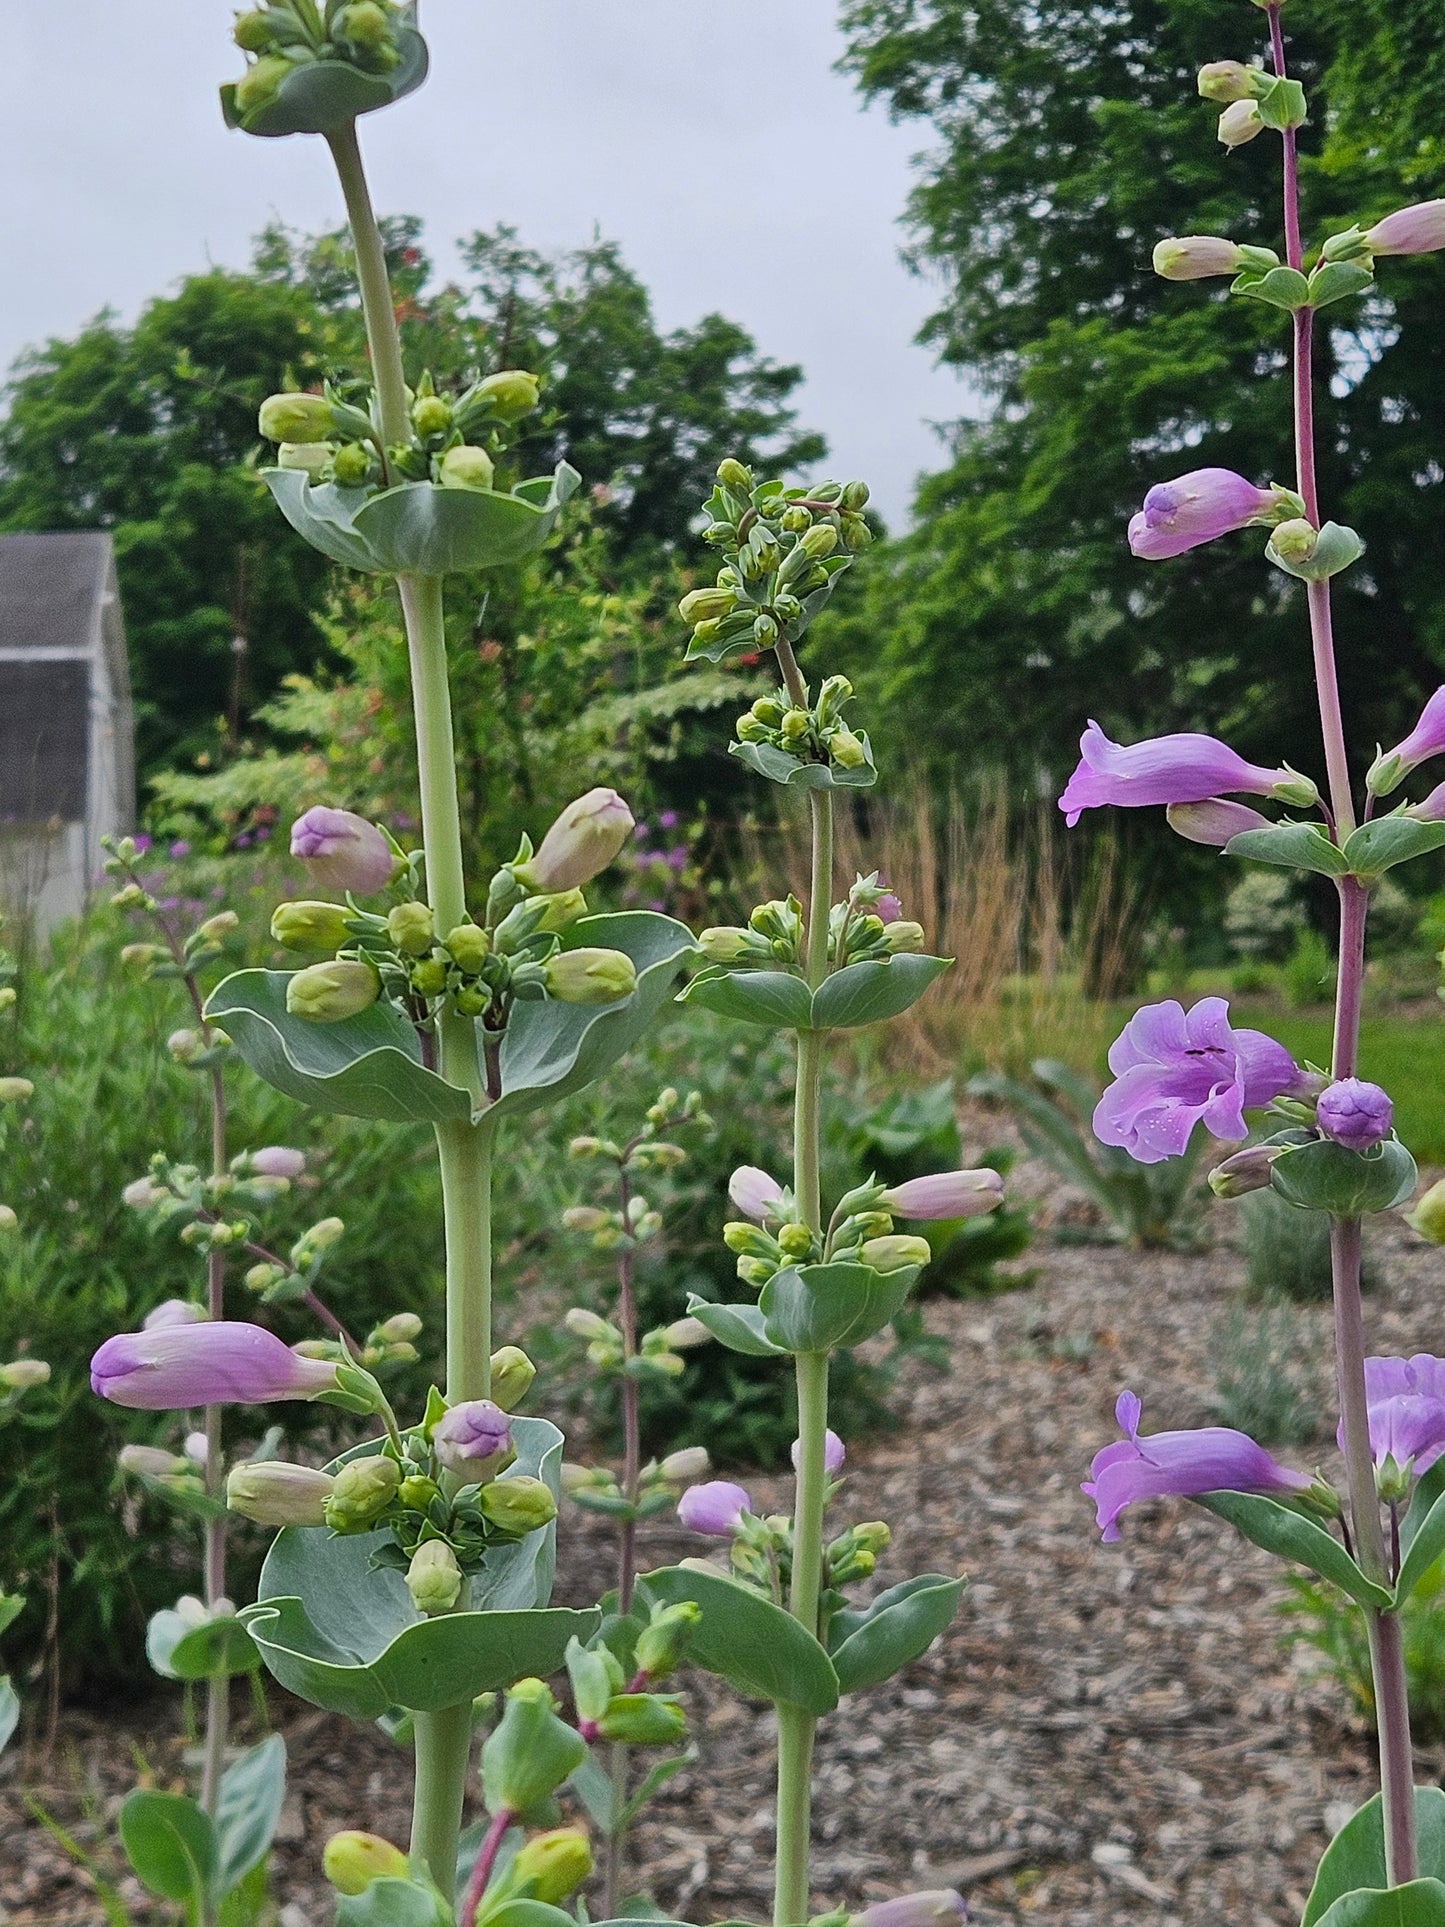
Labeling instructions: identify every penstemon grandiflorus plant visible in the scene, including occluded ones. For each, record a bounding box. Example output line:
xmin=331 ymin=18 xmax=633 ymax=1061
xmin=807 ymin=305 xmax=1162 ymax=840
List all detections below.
xmin=1058 ymin=0 xmax=1445 ymax=1916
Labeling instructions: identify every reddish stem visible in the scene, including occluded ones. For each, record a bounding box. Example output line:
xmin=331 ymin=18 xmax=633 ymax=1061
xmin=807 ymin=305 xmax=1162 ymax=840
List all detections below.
xmin=458 ymin=1808 xmax=514 ymax=1927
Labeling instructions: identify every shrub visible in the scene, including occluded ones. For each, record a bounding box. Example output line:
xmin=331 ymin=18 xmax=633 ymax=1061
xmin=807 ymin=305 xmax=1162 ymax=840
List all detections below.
xmin=1238 ymin=1183 xmax=1380 ymax=1303
xmin=1281 ymin=926 xmax=1336 ymax=1009
xmin=1281 ymin=1559 xmax=1445 ymax=1743
xmin=1208 ymin=1301 xmax=1320 ymax=1446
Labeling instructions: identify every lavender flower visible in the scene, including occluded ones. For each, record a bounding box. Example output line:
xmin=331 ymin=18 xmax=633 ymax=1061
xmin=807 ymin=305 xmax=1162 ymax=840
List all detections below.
xmin=432 ymin=1399 xmax=513 ymax=1484
xmin=1364 ymin=200 xmax=1445 ymax=258
xmin=677 ymin=1480 xmax=752 ymax=1535
xmin=1316 ymin=1079 xmax=1393 ymax=1151
xmin=792 ymin=1429 xmax=846 ymax=1474
xmin=1128 ymin=468 xmax=1283 ymax=559
xmin=1354 ymin=1356 xmax=1445 ymax=1473
xmin=290 ymin=806 xmax=395 ymax=896
xmin=880 ymin=1169 xmax=1004 ymax=1219
xmin=249 ymin=1145 xmax=308 ymax=1178
xmin=851 ymin=1893 xmax=968 ymax=1927
xmin=728 ymin=1166 xmax=784 ymax=1222
xmin=1367 ymin=687 xmax=1445 ymax=796
xmin=91 ymin=1322 xmax=340 ymax=1409
xmin=1084 ymin=1391 xmax=1310 ymax=1541
xmin=1095 ymin=997 xmax=1301 ymax=1163
xmin=1059 ymin=721 xmax=1304 ymax=827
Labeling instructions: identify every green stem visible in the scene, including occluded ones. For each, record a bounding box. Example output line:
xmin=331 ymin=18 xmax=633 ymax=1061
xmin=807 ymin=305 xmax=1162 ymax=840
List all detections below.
xmin=438 ymin=1117 xmax=493 ymax=1402
xmin=775 ymin=788 xmax=834 ymax=1927
xmin=410 ymin=1700 xmax=474 ymax=1901
xmin=325 ymin=120 xmax=410 ymax=450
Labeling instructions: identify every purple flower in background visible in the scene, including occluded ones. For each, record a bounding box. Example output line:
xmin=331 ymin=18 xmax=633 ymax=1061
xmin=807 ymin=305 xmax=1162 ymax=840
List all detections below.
xmin=1368 ymin=687 xmax=1445 ymax=796
xmin=169 ymin=840 xmax=192 ymax=860
xmin=235 ymin=834 xmax=253 ymax=849
xmin=1353 ymin=1356 xmax=1445 ymax=1473
xmin=729 ymin=1165 xmax=785 ymax=1221
xmin=659 ymin=810 xmax=679 ymax=830
xmin=876 ymin=889 xmax=903 ymax=924
xmin=881 ymin=1169 xmax=1005 ymax=1220
xmin=1095 ymin=997 xmax=1301 ymax=1163
xmin=853 ymin=1892 xmax=968 ymax=1927
xmin=1316 ymin=1079 xmax=1393 ymax=1151
xmin=792 ymin=1429 xmax=846 ymax=1474
xmin=432 ymin=1399 xmax=513 ymax=1483
xmin=291 ymin=806 xmax=395 ymax=896
xmin=1406 ymin=780 xmax=1445 ymax=823
xmin=1127 ymin=468 xmax=1282 ymax=559
xmin=1059 ymin=722 xmax=1299 ymax=827
xmin=133 ymin=834 xmax=152 ymax=855
xmin=91 ymin=1322 xmax=340 ymax=1409
xmin=677 ymin=1480 xmax=752 ymax=1535
xmin=1084 ymin=1391 xmax=1310 ymax=1541
xmin=250 ymin=1145 xmax=308 ymax=1179
xmin=1165 ymin=799 xmax=1273 ymax=847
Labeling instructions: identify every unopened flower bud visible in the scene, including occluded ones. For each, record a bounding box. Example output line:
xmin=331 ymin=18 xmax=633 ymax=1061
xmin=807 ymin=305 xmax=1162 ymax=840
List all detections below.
xmin=259 ymin=393 xmax=334 ymax=444
xmin=658 ymin=1446 xmax=711 ymax=1482
xmin=859 ymin=1234 xmax=932 ymax=1273
xmin=717 ymin=458 xmax=751 ymax=490
xmin=515 ymin=788 xmax=635 ymax=893
xmin=444 ymin=923 xmax=490 ymax=972
xmin=433 ymin=1399 xmax=513 ymax=1484
xmin=489 ymin=1345 xmax=536 ymax=1411
xmin=232 ymin=10 xmax=275 ymax=53
xmin=405 ymin=1538 xmax=461 ymax=1614
xmin=800 ymin=524 xmax=839 ymax=560
xmin=245 ymin=1262 xmax=284 ymax=1294
xmin=881 ymin=1169 xmax=1004 ymax=1220
xmin=543 ymin=948 xmax=636 ymax=1005
xmin=336 ymin=1 xmax=396 ymax=53
xmin=271 ymin=900 xmax=352 ymax=953
xmin=658 ymin=1317 xmax=710 ymax=1351
xmin=0 ymin=1358 xmax=49 ymax=1391
xmin=850 ymin=1892 xmax=968 ymax=1927
xmin=144 ymin=1299 xmax=206 ymax=1329
xmin=680 ymin=587 xmax=737 ymax=626
xmin=0 ymin=1205 xmax=16 ymax=1233
xmin=698 ymin=926 xmax=751 ymax=963
xmin=1217 ymin=100 xmax=1264 ymax=147
xmin=324 ymin=1455 xmax=401 ymax=1533
xmin=1316 ymin=1077 xmax=1393 ymax=1151
xmin=677 ymin=1480 xmax=751 ymax=1535
xmin=479 ymin=1474 xmax=557 ymax=1535
xmin=118 ymin=1443 xmax=190 ymax=1480
xmin=291 ymin=806 xmax=395 ymax=896
xmin=1208 ymin=1143 xmax=1281 ymax=1198
xmin=277 ymin=441 xmax=332 ymax=479
xmin=777 ymin=1222 xmax=815 ymax=1260
xmin=286 ymin=959 xmax=381 ymax=1022
xmin=387 ymin=901 xmax=435 ymax=956
xmin=227 ymin=1460 xmax=335 ymax=1528
xmin=529 ymin=889 xmax=589 ymax=933
xmin=0 ymin=1077 xmax=34 ymax=1103
xmin=1197 ymin=60 xmax=1262 ymax=103
xmin=830 ymin=728 xmax=867 ymax=770
xmin=251 ymin=1146 xmax=307 ymax=1179
xmin=880 ymin=921 xmax=926 ymax=955
xmin=509 ymin=1827 xmax=592 ymax=1904
xmin=565 ymin=1307 xmax=616 ymax=1342
xmin=1364 ymin=200 xmax=1445 ymax=258
xmin=322 ymin=1831 xmax=410 ymax=1896
xmin=331 ymin=442 xmax=373 ymax=487
xmin=438 ymin=443 xmax=496 ymax=491
xmin=475 ymin=369 xmax=541 ymax=421
xmin=1406 ymin=1177 xmax=1445 ymax=1244
xmin=1152 ymin=236 xmax=1245 ymax=281
xmin=411 ymin=395 xmax=452 ymax=438
xmin=168 ymin=1028 xmax=203 ymax=1064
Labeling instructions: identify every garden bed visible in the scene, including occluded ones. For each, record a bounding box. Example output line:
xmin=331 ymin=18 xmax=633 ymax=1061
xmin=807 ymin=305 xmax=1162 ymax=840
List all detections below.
xmin=5 ymin=1204 xmax=1441 ymax=1926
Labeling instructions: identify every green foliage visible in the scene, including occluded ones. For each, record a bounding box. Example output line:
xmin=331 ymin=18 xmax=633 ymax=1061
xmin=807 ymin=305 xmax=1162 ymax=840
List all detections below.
xmin=1208 ymin=1301 xmax=1321 ymax=1446
xmin=1240 ymin=1176 xmax=1378 ymax=1302
xmin=1283 ymin=1561 xmax=1445 ymax=1743
xmin=1283 ymin=926 xmax=1337 ymax=1008
xmin=968 ymin=1059 xmax=1206 ymax=1249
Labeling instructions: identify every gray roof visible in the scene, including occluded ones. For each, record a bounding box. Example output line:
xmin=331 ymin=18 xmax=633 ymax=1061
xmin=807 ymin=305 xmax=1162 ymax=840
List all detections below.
xmin=0 ymin=529 xmax=120 ymax=653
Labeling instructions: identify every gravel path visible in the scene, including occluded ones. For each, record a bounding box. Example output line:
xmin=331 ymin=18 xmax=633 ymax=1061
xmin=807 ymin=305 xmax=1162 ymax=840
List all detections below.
xmin=5 ymin=1203 xmax=1443 ymax=1926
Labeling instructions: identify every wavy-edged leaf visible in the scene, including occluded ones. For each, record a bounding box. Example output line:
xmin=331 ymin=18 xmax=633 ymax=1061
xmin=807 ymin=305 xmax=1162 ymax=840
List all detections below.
xmin=217 ymin=1736 xmax=286 ymax=1897
xmin=827 ymin=1575 xmax=965 ymax=1695
xmin=205 ymin=968 xmax=470 ymax=1124
xmin=147 ymin=1608 xmax=263 ymax=1682
xmin=221 ymin=25 xmax=429 ymax=138
xmin=730 ymin=734 xmax=879 ymax=791
xmin=263 ymin=470 xmax=381 ymax=569
xmin=810 ymin=955 xmax=951 ymax=1030
xmin=353 ymin=463 xmax=580 ymax=574
xmin=684 ymin=1297 xmax=785 ymax=1357
xmin=1269 ymin=1136 xmax=1417 ymax=1216
xmin=759 ymin=1260 xmax=918 ymax=1354
xmin=636 ymin=1567 xmax=838 ymax=1714
xmin=1194 ymin=1492 xmax=1391 ymax=1608
xmin=1304 ymin=1789 xmax=1445 ymax=1926
xmin=679 ymin=968 xmax=813 ymax=1031
xmin=1225 ymin=821 xmax=1349 ymax=876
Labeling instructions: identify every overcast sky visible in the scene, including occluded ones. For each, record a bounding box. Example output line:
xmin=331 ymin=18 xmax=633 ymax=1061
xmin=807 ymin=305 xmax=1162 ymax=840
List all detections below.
xmin=0 ymin=3 xmax=968 ymax=528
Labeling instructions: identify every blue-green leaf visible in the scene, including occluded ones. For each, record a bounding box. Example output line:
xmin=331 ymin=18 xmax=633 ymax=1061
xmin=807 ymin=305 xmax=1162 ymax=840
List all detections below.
xmin=679 ymin=968 xmax=813 ymax=1031
xmin=1193 ymin=1492 xmax=1391 ymax=1608
xmin=147 ymin=1608 xmax=264 ymax=1682
xmin=335 ymin=1874 xmax=452 ymax=1926
xmin=120 ymin=1790 xmax=218 ymax=1911
xmin=827 ymin=1575 xmax=965 ymax=1694
xmin=220 ymin=23 xmax=429 ymax=139
xmin=1313 ymin=1882 xmax=1445 ymax=1927
xmin=759 ymin=1261 xmax=919 ymax=1354
xmin=684 ymin=1298 xmax=784 ymax=1357
xmin=809 ymin=955 xmax=951 ymax=1030
xmin=1225 ymin=821 xmax=1348 ymax=875
xmin=635 ymin=1567 xmax=838 ymax=1714
xmin=0 ymin=1676 xmax=17 ymax=1754
xmin=216 ymin=1736 xmax=286 ymax=1898
xmin=1269 ymin=1136 xmax=1418 ymax=1216
xmin=351 ymin=464 xmax=580 ymax=575
xmin=1304 ymin=1789 xmax=1445 ymax=1926
xmin=729 ymin=734 xmax=879 ymax=791
xmin=1342 ymin=817 xmax=1445 ymax=879
xmin=1397 ymin=1477 xmax=1445 ymax=1606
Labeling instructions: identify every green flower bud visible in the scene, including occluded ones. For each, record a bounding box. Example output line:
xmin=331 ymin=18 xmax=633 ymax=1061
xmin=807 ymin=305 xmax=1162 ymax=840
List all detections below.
xmin=1197 ymin=59 xmax=1261 ymax=103
xmin=406 ymin=1539 xmax=463 ymax=1616
xmin=234 ymin=53 xmax=292 ymax=116
xmin=1269 ymin=518 xmax=1318 ymax=565
xmin=244 ymin=1261 xmax=283 ymax=1294
xmin=724 ymin=1222 xmax=777 ymax=1259
xmin=227 ymin=1461 xmax=334 ymax=1528
xmin=271 ymin=900 xmax=352 ymax=952
xmin=697 ymin=926 xmax=750 ymax=963
xmin=0 ymin=1078 xmax=34 ymax=1104
xmin=852 ymin=1520 xmax=891 ymax=1554
xmin=387 ymin=901 xmax=435 ymax=956
xmin=475 ymin=369 xmax=541 ymax=422
xmin=397 ymin=1474 xmax=440 ymax=1511
xmin=564 ymin=1307 xmax=617 ymax=1342
xmin=482 ymin=1679 xmax=587 ymax=1816
xmin=411 ymin=395 xmax=452 ymax=438
xmin=287 ymin=959 xmax=381 ymax=1023
xmin=410 ymin=957 xmax=448 ymax=997
xmin=543 ymin=948 xmax=637 ymax=1005
xmin=779 ymin=709 xmax=811 ymax=749
xmin=336 ymin=0 xmax=395 ymax=48
xmin=510 ymin=1828 xmax=593 ymax=1905
xmin=489 ymin=1345 xmax=536 ymax=1411
xmin=880 ymin=921 xmax=927 ymax=955
xmin=799 ymin=523 xmax=839 ymax=560
xmin=374 ymin=1311 xmax=422 ymax=1344
xmin=444 ymin=923 xmax=490 ymax=972
xmin=634 ymin=1599 xmax=701 ymax=1680
xmin=1217 ymin=99 xmax=1264 ymax=147
xmin=0 ymin=1206 xmax=17 ymax=1234
xmin=323 ymin=1831 xmax=410 ymax=1896
xmin=454 ymin=984 xmax=489 ymax=1016
xmin=736 ymin=1255 xmax=775 ymax=1289
xmin=679 ymin=587 xmax=737 ymax=626
xmin=0 ymin=987 xmax=15 ymax=1011
xmin=277 ymin=441 xmax=333 ymax=480
xmin=596 ymin=1693 xmax=686 ymax=1745
xmin=0 ymin=1358 xmax=49 ymax=1391
xmin=479 ymin=1474 xmax=558 ymax=1535
xmin=716 ymin=458 xmax=751 ymax=490
xmin=842 ymin=514 xmax=874 ymax=550
xmin=324 ymin=1455 xmax=401 ymax=1534
xmin=529 ymin=889 xmax=588 ymax=933
xmin=841 ymin=480 xmax=871 ymax=510
xmin=1407 ymin=1178 xmax=1445 ymax=1245
xmin=259 ymin=392 xmax=334 ymax=445
xmin=331 ymin=441 xmax=374 ymax=487
xmin=859 ymin=1234 xmax=932 ymax=1273
xmin=777 ymin=1222 xmax=815 ymax=1260
xmin=233 ymin=10 xmax=275 ymax=54
xmin=438 ymin=443 xmax=496 ymax=491
xmin=829 ymin=727 xmax=867 ymax=770
xmin=753 ymin=613 xmax=779 ymax=647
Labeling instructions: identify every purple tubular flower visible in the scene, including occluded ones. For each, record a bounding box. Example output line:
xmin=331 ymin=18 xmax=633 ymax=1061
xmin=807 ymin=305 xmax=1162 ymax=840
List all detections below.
xmin=1316 ymin=1078 xmax=1393 ymax=1151
xmin=1165 ymin=798 xmax=1272 ymax=848
xmin=432 ymin=1399 xmax=513 ymax=1483
xmin=677 ymin=1480 xmax=752 ymax=1535
xmin=1058 ymin=722 xmax=1295 ymax=827
xmin=1365 ymin=200 xmax=1445 ymax=258
xmin=852 ymin=1893 xmax=968 ymax=1927
xmin=91 ymin=1322 xmax=340 ymax=1409
xmin=1128 ymin=468 xmax=1281 ymax=559
xmin=250 ymin=1145 xmax=307 ymax=1179
xmin=1095 ymin=997 xmax=1301 ymax=1163
xmin=1368 ymin=687 xmax=1445 ymax=797
xmin=880 ymin=1169 xmax=1004 ymax=1220
xmin=728 ymin=1165 xmax=784 ymax=1222
xmin=1347 ymin=1357 xmax=1445 ymax=1473
xmin=792 ymin=1429 xmax=846 ymax=1475
xmin=876 ymin=890 xmax=903 ymax=925
xmin=1084 ymin=1390 xmax=1310 ymax=1541
xmin=290 ymin=807 xmax=395 ymax=897
xmin=1406 ymin=779 xmax=1445 ymax=823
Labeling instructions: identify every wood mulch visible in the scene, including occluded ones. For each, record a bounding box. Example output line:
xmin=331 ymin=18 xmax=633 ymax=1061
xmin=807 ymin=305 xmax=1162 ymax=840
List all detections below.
xmin=4 ymin=1198 xmax=1443 ymax=1926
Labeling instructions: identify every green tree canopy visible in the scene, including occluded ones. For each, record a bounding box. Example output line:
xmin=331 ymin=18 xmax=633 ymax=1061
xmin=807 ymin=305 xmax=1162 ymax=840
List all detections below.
xmin=834 ymin=0 xmax=1445 ymax=815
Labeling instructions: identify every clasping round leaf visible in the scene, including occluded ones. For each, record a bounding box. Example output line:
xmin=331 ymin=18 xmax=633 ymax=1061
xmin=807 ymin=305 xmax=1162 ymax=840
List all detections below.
xmin=221 ymin=20 xmax=429 ymax=139
xmin=1268 ymin=1134 xmax=1417 ymax=1216
xmin=758 ymin=1260 xmax=920 ymax=1354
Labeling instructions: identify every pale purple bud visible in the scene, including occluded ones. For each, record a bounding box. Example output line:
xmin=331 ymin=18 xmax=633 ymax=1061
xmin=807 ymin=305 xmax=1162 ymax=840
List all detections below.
xmin=852 ymin=1893 xmax=968 ymax=1927
xmin=1364 ymin=200 xmax=1445 ymax=258
xmin=1316 ymin=1078 xmax=1393 ymax=1151
xmin=1152 ymin=236 xmax=1245 ymax=281
xmin=1406 ymin=779 xmax=1445 ymax=824
xmin=1217 ymin=100 xmax=1265 ymax=147
xmin=143 ymin=1300 xmax=207 ymax=1330
xmin=875 ymin=891 xmax=903 ymax=924
xmin=1208 ymin=1143 xmax=1281 ymax=1198
xmin=250 ymin=1146 xmax=307 ymax=1179
xmin=792 ymin=1429 xmax=845 ymax=1474
xmin=515 ymin=788 xmax=635 ymax=893
xmin=1166 ymin=798 xmax=1273 ymax=847
xmin=677 ymin=1479 xmax=752 ymax=1535
xmin=1357 ymin=1356 xmax=1445 ymax=1472
xmin=184 ymin=1430 xmax=209 ymax=1464
xmin=290 ymin=806 xmax=395 ymax=897
xmin=728 ymin=1165 xmax=785 ymax=1222
xmin=1369 ymin=687 xmax=1445 ymax=796
xmin=880 ymin=1169 xmax=1004 ymax=1220
xmin=1128 ymin=469 xmax=1281 ymax=560
xmin=123 ymin=1176 xmax=167 ymax=1210
xmin=432 ymin=1399 xmax=513 ymax=1484
xmin=91 ymin=1322 xmax=340 ymax=1409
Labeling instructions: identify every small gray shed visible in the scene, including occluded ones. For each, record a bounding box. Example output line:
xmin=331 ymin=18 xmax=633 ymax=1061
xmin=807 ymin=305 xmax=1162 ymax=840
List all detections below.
xmin=0 ymin=532 xmax=135 ymax=930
